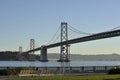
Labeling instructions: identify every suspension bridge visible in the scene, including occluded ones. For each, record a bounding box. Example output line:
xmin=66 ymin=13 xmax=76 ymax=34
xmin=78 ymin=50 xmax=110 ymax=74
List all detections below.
xmin=22 ymin=22 xmax=120 ymax=62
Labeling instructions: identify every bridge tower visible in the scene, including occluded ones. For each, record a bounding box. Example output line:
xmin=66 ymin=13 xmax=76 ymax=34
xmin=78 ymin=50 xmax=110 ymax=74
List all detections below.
xmin=29 ymin=39 xmax=35 ymax=61
xmin=19 ymin=46 xmax=22 ymax=53
xmin=58 ymin=22 xmax=70 ymax=73
xmin=17 ymin=46 xmax=22 ymax=60
xmin=58 ymin=22 xmax=70 ymax=62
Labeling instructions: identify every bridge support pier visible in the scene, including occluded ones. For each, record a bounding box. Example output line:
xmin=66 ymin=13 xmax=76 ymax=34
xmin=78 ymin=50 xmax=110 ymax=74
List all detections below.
xmin=40 ymin=46 xmax=48 ymax=62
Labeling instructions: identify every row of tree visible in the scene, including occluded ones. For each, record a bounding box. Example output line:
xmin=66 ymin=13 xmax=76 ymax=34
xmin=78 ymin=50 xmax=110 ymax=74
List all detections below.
xmin=0 ymin=51 xmax=39 ymax=61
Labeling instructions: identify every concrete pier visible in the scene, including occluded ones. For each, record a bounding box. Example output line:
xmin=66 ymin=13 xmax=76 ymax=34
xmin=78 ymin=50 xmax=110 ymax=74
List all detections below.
xmin=40 ymin=46 xmax=48 ymax=62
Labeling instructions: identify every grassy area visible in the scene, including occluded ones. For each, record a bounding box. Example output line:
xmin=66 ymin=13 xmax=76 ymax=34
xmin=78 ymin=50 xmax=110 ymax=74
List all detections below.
xmin=7 ymin=74 xmax=120 ymax=80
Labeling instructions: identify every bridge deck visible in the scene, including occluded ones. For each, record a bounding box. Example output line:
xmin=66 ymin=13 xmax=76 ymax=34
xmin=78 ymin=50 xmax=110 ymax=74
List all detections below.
xmin=26 ymin=29 xmax=120 ymax=53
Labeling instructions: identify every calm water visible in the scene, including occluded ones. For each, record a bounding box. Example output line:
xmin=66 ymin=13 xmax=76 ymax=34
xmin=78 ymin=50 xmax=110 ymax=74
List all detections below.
xmin=0 ymin=61 xmax=120 ymax=67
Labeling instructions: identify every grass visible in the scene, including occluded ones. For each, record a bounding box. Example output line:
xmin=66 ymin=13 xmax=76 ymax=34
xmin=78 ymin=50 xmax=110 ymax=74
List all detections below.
xmin=7 ymin=74 xmax=120 ymax=80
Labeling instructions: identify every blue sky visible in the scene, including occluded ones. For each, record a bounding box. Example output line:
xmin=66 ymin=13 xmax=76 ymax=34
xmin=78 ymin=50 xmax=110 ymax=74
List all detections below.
xmin=1 ymin=0 xmax=120 ymax=54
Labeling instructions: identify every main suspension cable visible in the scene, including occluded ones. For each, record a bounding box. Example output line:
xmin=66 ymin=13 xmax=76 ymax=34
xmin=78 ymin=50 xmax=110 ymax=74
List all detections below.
xmin=68 ymin=24 xmax=94 ymax=35
xmin=46 ymin=25 xmax=61 ymax=45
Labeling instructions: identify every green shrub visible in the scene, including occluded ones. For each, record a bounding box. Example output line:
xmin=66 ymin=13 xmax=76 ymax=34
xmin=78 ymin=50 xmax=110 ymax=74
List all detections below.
xmin=0 ymin=67 xmax=33 ymax=76
xmin=0 ymin=69 xmax=17 ymax=75
xmin=108 ymin=67 xmax=120 ymax=74
xmin=16 ymin=67 xmax=32 ymax=73
xmin=6 ymin=69 xmax=17 ymax=75
xmin=0 ymin=70 xmax=7 ymax=75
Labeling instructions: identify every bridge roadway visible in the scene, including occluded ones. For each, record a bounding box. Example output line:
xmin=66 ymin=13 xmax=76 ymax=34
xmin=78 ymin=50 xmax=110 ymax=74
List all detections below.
xmin=26 ymin=29 xmax=120 ymax=53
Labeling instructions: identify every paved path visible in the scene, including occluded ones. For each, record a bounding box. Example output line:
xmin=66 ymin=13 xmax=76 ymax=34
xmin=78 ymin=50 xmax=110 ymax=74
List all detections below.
xmin=0 ymin=78 xmax=8 ymax=80
xmin=0 ymin=76 xmax=18 ymax=80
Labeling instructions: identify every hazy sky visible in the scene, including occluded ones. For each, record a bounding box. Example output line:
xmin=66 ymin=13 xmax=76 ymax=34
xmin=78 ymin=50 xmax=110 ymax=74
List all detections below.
xmin=1 ymin=0 xmax=120 ymax=54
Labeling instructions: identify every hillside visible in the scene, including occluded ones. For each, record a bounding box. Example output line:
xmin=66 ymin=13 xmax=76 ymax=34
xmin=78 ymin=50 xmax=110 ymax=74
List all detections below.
xmin=0 ymin=51 xmax=39 ymax=61
xmin=48 ymin=53 xmax=120 ymax=61
xmin=0 ymin=51 xmax=120 ymax=61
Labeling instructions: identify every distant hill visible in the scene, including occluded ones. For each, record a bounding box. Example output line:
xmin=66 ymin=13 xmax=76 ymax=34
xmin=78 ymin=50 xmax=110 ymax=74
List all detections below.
xmin=0 ymin=51 xmax=120 ymax=61
xmin=48 ymin=53 xmax=120 ymax=61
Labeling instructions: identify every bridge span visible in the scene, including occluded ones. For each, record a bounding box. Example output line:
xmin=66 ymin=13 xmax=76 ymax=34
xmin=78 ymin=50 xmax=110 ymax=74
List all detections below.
xmin=26 ymin=29 xmax=120 ymax=52
xmin=24 ymin=23 xmax=120 ymax=62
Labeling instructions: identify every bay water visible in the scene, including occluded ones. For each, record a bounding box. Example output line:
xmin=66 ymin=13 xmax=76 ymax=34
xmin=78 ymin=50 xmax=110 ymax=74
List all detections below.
xmin=0 ymin=61 xmax=120 ymax=67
